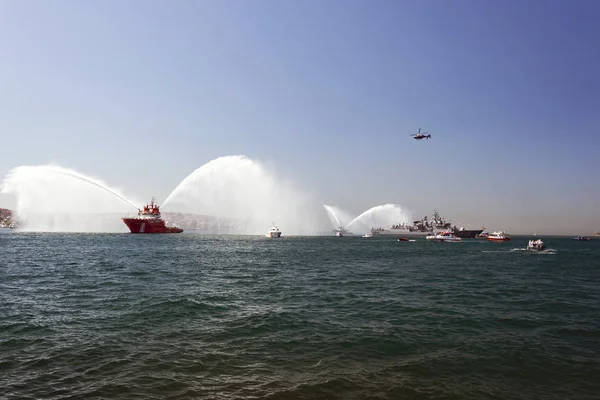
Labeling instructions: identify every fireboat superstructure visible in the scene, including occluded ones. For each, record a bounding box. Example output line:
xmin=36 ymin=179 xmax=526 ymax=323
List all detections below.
xmin=122 ymin=198 xmax=183 ymax=234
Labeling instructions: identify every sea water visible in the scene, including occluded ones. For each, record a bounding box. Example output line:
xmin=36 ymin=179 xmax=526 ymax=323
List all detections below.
xmin=1 ymin=234 xmax=598 ymax=399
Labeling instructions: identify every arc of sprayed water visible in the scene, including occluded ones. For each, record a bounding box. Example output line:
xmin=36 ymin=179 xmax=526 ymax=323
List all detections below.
xmin=346 ymin=208 xmax=371 ymax=229
xmin=346 ymin=213 xmax=366 ymax=229
xmin=323 ymin=205 xmax=343 ymax=227
xmin=53 ymin=170 xmax=140 ymax=210
xmin=345 ymin=204 xmax=407 ymax=230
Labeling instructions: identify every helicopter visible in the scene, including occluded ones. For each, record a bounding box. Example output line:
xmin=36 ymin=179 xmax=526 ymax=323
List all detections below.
xmin=411 ymin=128 xmax=431 ymax=140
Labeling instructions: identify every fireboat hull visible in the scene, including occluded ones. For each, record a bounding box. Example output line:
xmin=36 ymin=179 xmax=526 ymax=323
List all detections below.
xmin=122 ymin=218 xmax=183 ymax=234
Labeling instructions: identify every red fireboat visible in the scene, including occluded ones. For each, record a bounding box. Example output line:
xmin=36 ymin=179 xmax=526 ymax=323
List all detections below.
xmin=122 ymin=198 xmax=183 ymax=234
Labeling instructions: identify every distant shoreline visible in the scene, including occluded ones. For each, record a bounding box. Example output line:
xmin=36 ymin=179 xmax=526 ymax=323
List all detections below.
xmin=0 ymin=208 xmax=596 ymax=237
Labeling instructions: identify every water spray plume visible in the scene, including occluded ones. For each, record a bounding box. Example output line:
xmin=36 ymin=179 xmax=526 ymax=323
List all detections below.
xmin=323 ymin=204 xmax=354 ymax=229
xmin=51 ymin=168 xmax=140 ymax=210
xmin=323 ymin=203 xmax=412 ymax=234
xmin=0 ymin=165 xmax=140 ymax=232
xmin=162 ymin=155 xmax=323 ymax=234
xmin=345 ymin=204 xmax=411 ymax=232
xmin=0 ymin=156 xmax=413 ymax=234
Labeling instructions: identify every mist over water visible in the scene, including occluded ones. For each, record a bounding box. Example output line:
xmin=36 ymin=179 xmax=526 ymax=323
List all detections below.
xmin=1 ymin=156 xmax=412 ymax=235
xmin=0 ymin=165 xmax=140 ymax=232
xmin=323 ymin=203 xmax=412 ymax=234
xmin=162 ymin=156 xmax=326 ymax=235
xmin=323 ymin=204 xmax=355 ymax=230
xmin=347 ymin=204 xmax=412 ymax=232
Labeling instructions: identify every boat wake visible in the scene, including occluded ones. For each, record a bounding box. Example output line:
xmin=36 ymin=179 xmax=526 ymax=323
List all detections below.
xmin=511 ymin=248 xmax=557 ymax=254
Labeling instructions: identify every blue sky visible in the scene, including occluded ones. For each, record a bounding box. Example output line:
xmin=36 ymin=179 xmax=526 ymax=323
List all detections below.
xmin=1 ymin=0 xmax=599 ymax=234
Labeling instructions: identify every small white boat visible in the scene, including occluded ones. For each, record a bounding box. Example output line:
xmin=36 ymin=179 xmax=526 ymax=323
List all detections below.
xmin=335 ymin=231 xmax=344 ymax=237
xmin=527 ymin=239 xmax=545 ymax=251
xmin=425 ymin=231 xmax=462 ymax=242
xmin=266 ymin=223 xmax=282 ymax=238
xmin=362 ymin=233 xmax=373 ymax=238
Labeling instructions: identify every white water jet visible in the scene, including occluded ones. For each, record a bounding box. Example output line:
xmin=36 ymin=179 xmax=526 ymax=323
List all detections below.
xmin=1 ymin=157 xmax=413 ymax=235
xmin=323 ymin=204 xmax=355 ymax=230
xmin=162 ymin=155 xmax=325 ymax=235
xmin=0 ymin=165 xmax=140 ymax=232
xmin=346 ymin=204 xmax=412 ymax=233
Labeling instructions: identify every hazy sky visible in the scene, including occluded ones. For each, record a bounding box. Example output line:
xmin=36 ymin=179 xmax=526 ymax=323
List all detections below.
xmin=1 ymin=0 xmax=599 ymax=234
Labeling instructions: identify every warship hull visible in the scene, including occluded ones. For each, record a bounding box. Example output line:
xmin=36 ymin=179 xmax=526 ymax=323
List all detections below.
xmin=452 ymin=229 xmax=484 ymax=239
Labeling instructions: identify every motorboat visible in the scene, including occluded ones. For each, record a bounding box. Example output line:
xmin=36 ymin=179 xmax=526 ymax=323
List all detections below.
xmin=335 ymin=231 xmax=344 ymax=237
xmin=397 ymin=237 xmax=409 ymax=242
xmin=527 ymin=239 xmax=546 ymax=251
xmin=425 ymin=231 xmax=462 ymax=242
xmin=573 ymin=236 xmax=591 ymax=241
xmin=266 ymin=223 xmax=282 ymax=238
xmin=362 ymin=233 xmax=373 ymax=238
xmin=475 ymin=230 xmax=489 ymax=239
xmin=487 ymin=231 xmax=511 ymax=242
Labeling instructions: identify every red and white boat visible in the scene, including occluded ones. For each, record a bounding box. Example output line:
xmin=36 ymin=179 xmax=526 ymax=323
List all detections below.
xmin=486 ymin=231 xmax=510 ymax=242
xmin=122 ymin=198 xmax=183 ymax=234
xmin=475 ymin=228 xmax=489 ymax=239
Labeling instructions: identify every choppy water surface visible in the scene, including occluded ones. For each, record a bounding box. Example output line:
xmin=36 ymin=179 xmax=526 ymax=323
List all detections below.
xmin=1 ymin=233 xmax=599 ymax=399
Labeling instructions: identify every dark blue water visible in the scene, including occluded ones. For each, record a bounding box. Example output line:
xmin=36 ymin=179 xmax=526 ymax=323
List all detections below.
xmin=1 ymin=232 xmax=599 ymax=399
